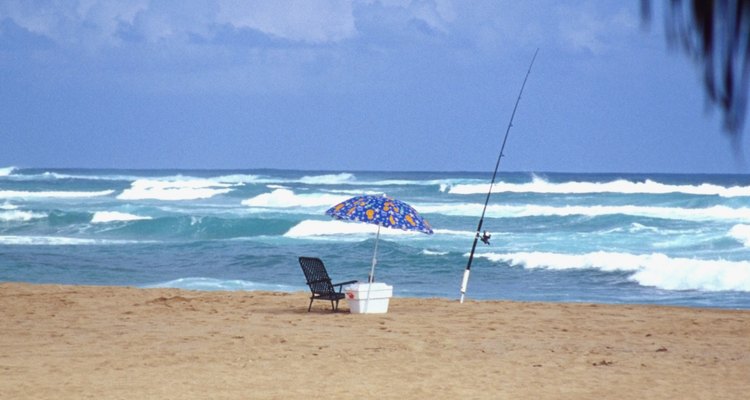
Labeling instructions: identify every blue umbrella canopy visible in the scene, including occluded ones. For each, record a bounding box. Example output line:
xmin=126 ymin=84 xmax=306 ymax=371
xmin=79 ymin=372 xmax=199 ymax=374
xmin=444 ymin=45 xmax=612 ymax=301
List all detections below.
xmin=325 ymin=194 xmax=433 ymax=283
xmin=325 ymin=194 xmax=433 ymax=234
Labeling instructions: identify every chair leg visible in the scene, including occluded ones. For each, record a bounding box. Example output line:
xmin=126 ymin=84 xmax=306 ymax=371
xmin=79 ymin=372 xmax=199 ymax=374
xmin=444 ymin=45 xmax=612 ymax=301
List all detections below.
xmin=330 ymin=300 xmax=336 ymax=311
xmin=308 ymin=297 xmax=314 ymax=312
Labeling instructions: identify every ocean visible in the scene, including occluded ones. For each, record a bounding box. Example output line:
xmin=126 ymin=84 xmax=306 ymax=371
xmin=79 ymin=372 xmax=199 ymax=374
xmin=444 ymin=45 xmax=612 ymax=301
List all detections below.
xmin=2 ymin=166 xmax=750 ymax=309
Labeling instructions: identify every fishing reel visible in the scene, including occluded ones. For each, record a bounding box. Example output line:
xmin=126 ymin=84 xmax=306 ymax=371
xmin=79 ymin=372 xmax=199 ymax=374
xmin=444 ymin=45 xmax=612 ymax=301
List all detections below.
xmin=480 ymin=230 xmax=491 ymax=245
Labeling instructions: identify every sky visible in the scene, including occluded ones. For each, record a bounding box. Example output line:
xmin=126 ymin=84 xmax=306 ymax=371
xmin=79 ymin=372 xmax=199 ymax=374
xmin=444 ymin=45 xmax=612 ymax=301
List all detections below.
xmin=1 ymin=0 xmax=748 ymax=174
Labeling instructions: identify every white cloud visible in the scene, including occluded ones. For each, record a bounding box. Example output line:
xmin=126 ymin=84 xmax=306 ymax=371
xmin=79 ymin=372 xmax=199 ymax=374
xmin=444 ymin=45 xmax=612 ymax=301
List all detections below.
xmin=0 ymin=0 xmax=149 ymax=47
xmin=216 ymin=0 xmax=357 ymax=43
xmin=0 ymin=0 xmax=359 ymax=46
xmin=410 ymin=0 xmax=456 ymax=33
xmin=360 ymin=0 xmax=456 ymax=33
xmin=556 ymin=3 xmax=638 ymax=55
xmin=0 ymin=0 xmax=466 ymax=49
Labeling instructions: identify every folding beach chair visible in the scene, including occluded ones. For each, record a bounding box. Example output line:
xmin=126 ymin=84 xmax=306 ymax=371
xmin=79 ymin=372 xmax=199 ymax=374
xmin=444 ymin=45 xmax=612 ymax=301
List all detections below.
xmin=298 ymin=256 xmax=357 ymax=312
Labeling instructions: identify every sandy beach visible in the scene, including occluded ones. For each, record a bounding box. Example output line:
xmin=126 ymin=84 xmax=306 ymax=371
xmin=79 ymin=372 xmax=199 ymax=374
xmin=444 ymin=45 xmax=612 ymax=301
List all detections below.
xmin=1 ymin=283 xmax=748 ymax=399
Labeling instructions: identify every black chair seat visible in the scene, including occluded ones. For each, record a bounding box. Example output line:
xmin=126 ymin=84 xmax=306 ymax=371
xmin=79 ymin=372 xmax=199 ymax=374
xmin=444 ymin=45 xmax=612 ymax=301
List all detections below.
xmin=299 ymin=256 xmax=357 ymax=312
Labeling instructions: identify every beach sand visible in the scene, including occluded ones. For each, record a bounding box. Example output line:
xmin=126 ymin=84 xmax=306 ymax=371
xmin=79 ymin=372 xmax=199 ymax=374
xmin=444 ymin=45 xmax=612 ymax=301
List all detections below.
xmin=1 ymin=283 xmax=748 ymax=399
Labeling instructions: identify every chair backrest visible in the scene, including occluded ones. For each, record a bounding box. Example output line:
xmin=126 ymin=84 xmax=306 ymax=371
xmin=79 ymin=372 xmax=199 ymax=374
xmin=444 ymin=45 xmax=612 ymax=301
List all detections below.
xmin=299 ymin=257 xmax=335 ymax=295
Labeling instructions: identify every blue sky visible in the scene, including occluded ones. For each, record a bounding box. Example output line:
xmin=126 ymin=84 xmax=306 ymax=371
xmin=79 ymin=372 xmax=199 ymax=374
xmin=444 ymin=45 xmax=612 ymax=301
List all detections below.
xmin=0 ymin=1 xmax=746 ymax=173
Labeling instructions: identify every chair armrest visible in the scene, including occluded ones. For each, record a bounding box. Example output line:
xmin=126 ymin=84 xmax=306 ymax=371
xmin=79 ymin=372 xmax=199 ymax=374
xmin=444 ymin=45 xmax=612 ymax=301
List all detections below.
xmin=332 ymin=280 xmax=358 ymax=291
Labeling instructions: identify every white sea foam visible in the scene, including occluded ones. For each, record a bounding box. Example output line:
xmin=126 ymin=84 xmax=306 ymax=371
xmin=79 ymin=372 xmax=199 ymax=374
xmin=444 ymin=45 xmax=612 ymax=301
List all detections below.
xmin=473 ymin=251 xmax=750 ymax=292
xmin=432 ymin=228 xmax=477 ymax=237
xmin=299 ymin=173 xmax=355 ymax=185
xmin=296 ymin=172 xmax=458 ymax=187
xmin=284 ymin=220 xmax=466 ymax=239
xmin=417 ymin=203 xmax=750 ymax=222
xmin=0 ymin=210 xmax=47 ymax=221
xmin=728 ymin=224 xmax=750 ymax=246
xmin=5 ymin=171 xmax=144 ymax=182
xmin=242 ymin=189 xmax=348 ymax=209
xmin=91 ymin=211 xmax=152 ymax=223
xmin=422 ymin=249 xmax=449 ymax=256
xmin=142 ymin=277 xmax=299 ymax=292
xmin=13 ymin=169 xmax=471 ymax=190
xmin=0 ymin=166 xmax=16 ymax=177
xmin=448 ymin=176 xmax=750 ymax=197
xmin=210 ymin=174 xmax=261 ymax=184
xmin=1 ymin=202 xmax=18 ymax=210
xmin=117 ymin=179 xmax=235 ymax=201
xmin=284 ymin=220 xmax=425 ymax=238
xmin=0 ymin=190 xmax=115 ymax=199
xmin=0 ymin=235 xmax=147 ymax=245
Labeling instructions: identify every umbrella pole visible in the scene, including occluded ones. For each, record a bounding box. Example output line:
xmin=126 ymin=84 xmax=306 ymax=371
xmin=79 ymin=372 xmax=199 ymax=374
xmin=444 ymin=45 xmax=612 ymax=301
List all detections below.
xmin=368 ymin=224 xmax=381 ymax=283
xmin=365 ymin=224 xmax=381 ymax=313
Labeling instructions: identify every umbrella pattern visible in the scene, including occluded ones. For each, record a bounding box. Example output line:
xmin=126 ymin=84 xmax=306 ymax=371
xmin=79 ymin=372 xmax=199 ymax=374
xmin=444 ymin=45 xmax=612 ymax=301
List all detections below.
xmin=326 ymin=194 xmax=433 ymax=234
xmin=326 ymin=194 xmax=433 ymax=285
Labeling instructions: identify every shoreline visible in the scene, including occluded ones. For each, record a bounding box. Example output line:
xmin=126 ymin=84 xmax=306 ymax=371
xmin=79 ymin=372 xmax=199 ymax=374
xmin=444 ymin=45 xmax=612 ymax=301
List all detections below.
xmin=2 ymin=282 xmax=749 ymax=399
xmin=9 ymin=279 xmax=750 ymax=311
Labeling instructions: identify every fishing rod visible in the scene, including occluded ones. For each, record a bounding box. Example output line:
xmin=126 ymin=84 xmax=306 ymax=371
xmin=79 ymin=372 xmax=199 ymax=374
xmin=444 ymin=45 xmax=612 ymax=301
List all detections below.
xmin=459 ymin=48 xmax=538 ymax=304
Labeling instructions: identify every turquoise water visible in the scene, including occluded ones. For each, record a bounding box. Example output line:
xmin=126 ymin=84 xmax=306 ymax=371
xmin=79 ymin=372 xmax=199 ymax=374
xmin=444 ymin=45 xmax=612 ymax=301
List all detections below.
xmin=2 ymin=166 xmax=750 ymax=308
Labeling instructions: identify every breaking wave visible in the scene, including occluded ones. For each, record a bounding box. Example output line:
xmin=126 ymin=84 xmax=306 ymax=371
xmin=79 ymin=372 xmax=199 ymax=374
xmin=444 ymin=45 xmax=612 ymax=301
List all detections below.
xmin=242 ymin=189 xmax=348 ymax=209
xmin=284 ymin=220 xmax=472 ymax=239
xmin=417 ymin=203 xmax=750 ymax=222
xmin=0 ymin=166 xmax=16 ymax=177
xmin=299 ymin=173 xmax=355 ymax=184
xmin=91 ymin=211 xmax=152 ymax=223
xmin=729 ymin=224 xmax=750 ymax=247
xmin=473 ymin=251 xmax=750 ymax=292
xmin=0 ymin=190 xmax=115 ymax=199
xmin=0 ymin=210 xmax=47 ymax=221
xmin=117 ymin=179 xmax=236 ymax=201
xmin=0 ymin=235 xmax=147 ymax=245
xmin=447 ymin=176 xmax=750 ymax=197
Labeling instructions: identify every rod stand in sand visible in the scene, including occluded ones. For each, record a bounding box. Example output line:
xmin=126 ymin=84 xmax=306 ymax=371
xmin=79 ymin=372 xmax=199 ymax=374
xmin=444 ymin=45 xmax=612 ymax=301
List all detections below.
xmin=460 ymin=48 xmax=538 ymax=304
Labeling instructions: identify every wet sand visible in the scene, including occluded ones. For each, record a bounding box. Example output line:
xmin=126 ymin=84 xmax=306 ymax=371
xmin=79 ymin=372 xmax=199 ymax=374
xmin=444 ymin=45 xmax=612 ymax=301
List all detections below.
xmin=1 ymin=283 xmax=748 ymax=399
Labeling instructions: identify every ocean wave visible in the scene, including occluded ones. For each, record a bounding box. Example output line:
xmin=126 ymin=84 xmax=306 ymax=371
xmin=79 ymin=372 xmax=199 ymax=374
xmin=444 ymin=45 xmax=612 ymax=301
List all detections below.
xmin=728 ymin=224 xmax=750 ymax=246
xmin=299 ymin=172 xmax=355 ymax=184
xmin=5 ymin=169 xmax=476 ymax=191
xmin=283 ymin=220 xmax=470 ymax=239
xmin=432 ymin=228 xmax=478 ymax=237
xmin=422 ymin=249 xmax=450 ymax=256
xmin=241 ymin=188 xmax=348 ymax=209
xmin=0 ymin=189 xmax=115 ymax=199
xmin=91 ymin=211 xmax=152 ymax=223
xmin=284 ymin=219 xmax=429 ymax=239
xmin=473 ymin=251 xmax=750 ymax=292
xmin=0 ymin=170 xmax=145 ymax=182
xmin=207 ymin=174 xmax=262 ymax=184
xmin=0 ymin=235 xmax=148 ymax=245
xmin=417 ymin=203 xmax=750 ymax=222
xmin=142 ymin=277 xmax=300 ymax=292
xmin=0 ymin=166 xmax=16 ymax=177
xmin=447 ymin=176 xmax=750 ymax=197
xmin=117 ymin=179 xmax=236 ymax=201
xmin=295 ymin=172 xmax=471 ymax=187
xmin=0 ymin=210 xmax=47 ymax=221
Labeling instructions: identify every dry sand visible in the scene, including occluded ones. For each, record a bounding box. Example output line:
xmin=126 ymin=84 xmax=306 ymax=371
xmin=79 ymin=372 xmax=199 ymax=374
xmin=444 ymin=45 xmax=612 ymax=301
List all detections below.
xmin=1 ymin=283 xmax=749 ymax=399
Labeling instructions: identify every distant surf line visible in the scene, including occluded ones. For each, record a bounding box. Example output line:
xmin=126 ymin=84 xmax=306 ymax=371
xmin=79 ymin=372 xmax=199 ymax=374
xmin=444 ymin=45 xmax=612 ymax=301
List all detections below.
xmin=446 ymin=177 xmax=750 ymax=197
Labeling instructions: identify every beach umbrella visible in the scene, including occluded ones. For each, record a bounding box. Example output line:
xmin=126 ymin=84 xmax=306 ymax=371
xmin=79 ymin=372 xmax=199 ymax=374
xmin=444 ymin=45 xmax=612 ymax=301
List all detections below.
xmin=325 ymin=194 xmax=433 ymax=283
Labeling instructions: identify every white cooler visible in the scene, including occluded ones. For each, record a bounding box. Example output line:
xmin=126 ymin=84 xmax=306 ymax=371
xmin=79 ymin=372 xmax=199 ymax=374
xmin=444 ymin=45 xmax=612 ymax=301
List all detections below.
xmin=344 ymin=282 xmax=393 ymax=314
